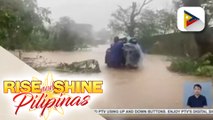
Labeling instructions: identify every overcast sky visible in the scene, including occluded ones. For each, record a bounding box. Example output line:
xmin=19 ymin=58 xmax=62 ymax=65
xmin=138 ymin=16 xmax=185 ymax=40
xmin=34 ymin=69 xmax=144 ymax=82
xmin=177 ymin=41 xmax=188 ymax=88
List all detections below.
xmin=37 ymin=0 xmax=173 ymax=31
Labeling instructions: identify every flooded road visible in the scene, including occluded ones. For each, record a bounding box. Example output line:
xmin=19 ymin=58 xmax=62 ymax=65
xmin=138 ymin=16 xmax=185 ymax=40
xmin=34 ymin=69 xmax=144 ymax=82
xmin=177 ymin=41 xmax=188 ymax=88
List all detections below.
xmin=18 ymin=45 xmax=212 ymax=109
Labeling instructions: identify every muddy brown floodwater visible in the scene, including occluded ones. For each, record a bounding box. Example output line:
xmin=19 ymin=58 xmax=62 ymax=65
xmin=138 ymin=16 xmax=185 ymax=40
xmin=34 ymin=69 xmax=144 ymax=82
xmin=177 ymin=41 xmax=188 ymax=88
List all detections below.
xmin=17 ymin=45 xmax=212 ymax=111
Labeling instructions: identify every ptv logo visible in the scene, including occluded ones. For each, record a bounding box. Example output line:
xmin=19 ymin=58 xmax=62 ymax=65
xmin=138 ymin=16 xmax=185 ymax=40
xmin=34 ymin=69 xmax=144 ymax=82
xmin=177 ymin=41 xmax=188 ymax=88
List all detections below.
xmin=177 ymin=7 xmax=205 ymax=32
xmin=184 ymin=11 xmax=199 ymax=29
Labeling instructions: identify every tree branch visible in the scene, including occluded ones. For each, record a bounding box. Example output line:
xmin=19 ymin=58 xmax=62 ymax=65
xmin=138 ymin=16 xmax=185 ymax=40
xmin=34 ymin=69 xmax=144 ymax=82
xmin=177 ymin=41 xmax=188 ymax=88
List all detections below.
xmin=135 ymin=0 xmax=153 ymax=16
xmin=112 ymin=13 xmax=128 ymax=27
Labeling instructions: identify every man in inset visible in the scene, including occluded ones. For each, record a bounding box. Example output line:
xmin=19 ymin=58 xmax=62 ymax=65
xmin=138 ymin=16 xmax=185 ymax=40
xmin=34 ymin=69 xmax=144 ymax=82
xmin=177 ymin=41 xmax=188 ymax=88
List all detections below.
xmin=187 ymin=84 xmax=207 ymax=108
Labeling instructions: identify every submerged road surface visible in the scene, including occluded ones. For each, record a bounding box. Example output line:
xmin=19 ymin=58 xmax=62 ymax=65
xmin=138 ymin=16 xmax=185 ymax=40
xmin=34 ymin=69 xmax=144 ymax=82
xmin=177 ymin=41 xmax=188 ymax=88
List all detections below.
xmin=19 ymin=45 xmax=212 ymax=109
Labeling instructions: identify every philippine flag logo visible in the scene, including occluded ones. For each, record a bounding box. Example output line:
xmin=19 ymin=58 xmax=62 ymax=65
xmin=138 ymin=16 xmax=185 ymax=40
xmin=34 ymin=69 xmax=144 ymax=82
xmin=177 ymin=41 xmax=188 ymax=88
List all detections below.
xmin=177 ymin=7 xmax=205 ymax=32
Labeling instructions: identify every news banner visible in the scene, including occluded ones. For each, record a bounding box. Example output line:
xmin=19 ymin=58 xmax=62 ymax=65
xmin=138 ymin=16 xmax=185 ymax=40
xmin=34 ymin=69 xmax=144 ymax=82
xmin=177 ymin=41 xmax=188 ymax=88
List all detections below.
xmin=94 ymin=109 xmax=213 ymax=115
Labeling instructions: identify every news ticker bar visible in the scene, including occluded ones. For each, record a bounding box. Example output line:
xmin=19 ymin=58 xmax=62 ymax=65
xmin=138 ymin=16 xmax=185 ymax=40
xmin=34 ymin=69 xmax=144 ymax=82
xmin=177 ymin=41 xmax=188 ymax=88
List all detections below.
xmin=93 ymin=109 xmax=213 ymax=115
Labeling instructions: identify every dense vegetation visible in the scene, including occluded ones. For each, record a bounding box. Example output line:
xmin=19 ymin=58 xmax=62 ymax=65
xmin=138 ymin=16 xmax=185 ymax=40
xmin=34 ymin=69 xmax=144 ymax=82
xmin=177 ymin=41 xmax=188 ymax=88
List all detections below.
xmin=0 ymin=0 xmax=108 ymax=51
xmin=169 ymin=53 xmax=213 ymax=77
xmin=0 ymin=0 xmax=50 ymax=50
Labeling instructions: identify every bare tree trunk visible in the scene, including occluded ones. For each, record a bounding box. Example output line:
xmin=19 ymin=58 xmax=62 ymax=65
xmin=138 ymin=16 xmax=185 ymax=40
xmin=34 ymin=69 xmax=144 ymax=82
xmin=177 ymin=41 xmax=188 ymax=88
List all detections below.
xmin=128 ymin=25 xmax=135 ymax=37
xmin=112 ymin=0 xmax=152 ymax=38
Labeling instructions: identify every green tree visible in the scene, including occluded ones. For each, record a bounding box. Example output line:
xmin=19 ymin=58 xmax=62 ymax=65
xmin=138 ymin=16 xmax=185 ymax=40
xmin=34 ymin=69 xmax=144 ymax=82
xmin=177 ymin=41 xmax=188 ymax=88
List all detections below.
xmin=0 ymin=0 xmax=50 ymax=50
xmin=156 ymin=9 xmax=177 ymax=34
xmin=49 ymin=17 xmax=76 ymax=51
xmin=49 ymin=17 xmax=94 ymax=51
xmin=135 ymin=9 xmax=177 ymax=50
xmin=137 ymin=10 xmax=159 ymax=38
